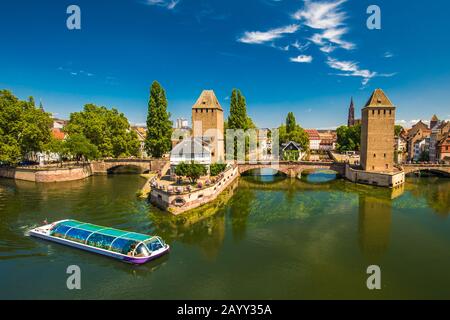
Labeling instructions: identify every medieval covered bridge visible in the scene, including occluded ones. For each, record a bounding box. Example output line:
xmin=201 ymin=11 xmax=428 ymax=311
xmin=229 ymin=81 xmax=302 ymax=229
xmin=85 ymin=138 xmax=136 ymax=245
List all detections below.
xmin=402 ymin=164 xmax=450 ymax=177
xmin=90 ymin=159 xmax=169 ymax=174
xmin=238 ymin=161 xmax=347 ymax=178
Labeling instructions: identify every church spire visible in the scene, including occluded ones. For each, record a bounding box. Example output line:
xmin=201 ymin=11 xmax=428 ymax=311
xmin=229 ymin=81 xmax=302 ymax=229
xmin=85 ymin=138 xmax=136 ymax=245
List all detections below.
xmin=347 ymin=97 xmax=355 ymax=127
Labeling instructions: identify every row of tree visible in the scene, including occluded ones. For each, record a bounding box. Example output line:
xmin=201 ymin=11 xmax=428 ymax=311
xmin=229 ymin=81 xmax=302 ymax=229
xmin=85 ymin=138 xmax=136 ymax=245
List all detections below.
xmin=336 ymin=124 xmax=405 ymax=152
xmin=0 ymin=90 xmax=143 ymax=165
xmin=0 ymin=90 xmax=53 ymax=164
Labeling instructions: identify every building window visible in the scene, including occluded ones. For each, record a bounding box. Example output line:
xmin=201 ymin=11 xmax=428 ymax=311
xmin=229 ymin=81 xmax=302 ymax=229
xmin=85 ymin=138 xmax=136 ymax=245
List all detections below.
xmin=383 ymin=110 xmax=386 ymax=115
xmin=372 ymin=110 xmax=375 ymax=115
xmin=384 ymin=153 xmax=386 ymax=158
xmin=386 ymin=164 xmax=389 ymax=169
xmin=378 ymin=110 xmax=381 ymax=115
xmin=389 ymin=110 xmax=392 ymax=115
xmin=373 ymin=153 xmax=376 ymax=158
xmin=372 ymin=166 xmax=375 ymax=170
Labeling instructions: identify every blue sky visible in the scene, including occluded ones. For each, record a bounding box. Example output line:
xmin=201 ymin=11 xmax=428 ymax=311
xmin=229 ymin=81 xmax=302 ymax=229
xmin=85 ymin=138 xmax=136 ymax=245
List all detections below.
xmin=1 ymin=0 xmax=449 ymax=129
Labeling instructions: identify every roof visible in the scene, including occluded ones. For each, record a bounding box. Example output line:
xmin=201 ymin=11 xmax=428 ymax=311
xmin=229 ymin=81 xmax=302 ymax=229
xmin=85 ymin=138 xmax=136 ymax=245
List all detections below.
xmin=131 ymin=126 xmax=147 ymax=140
xmin=364 ymin=89 xmax=394 ymax=108
xmin=192 ymin=90 xmax=223 ymax=110
xmin=170 ymin=138 xmax=211 ymax=158
xmin=52 ymin=220 xmax=152 ymax=243
xmin=51 ymin=128 xmax=65 ymax=141
xmin=281 ymin=141 xmax=302 ymax=151
xmin=305 ymin=129 xmax=321 ymax=140
xmin=431 ymin=114 xmax=439 ymax=121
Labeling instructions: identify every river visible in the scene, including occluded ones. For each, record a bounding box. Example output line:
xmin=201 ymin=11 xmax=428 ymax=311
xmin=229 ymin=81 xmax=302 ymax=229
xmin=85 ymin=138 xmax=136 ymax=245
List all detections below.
xmin=0 ymin=172 xmax=449 ymax=299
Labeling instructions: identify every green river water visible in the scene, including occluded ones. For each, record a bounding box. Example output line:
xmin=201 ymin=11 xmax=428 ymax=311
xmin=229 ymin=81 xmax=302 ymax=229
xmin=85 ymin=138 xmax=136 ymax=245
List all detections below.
xmin=0 ymin=171 xmax=449 ymax=299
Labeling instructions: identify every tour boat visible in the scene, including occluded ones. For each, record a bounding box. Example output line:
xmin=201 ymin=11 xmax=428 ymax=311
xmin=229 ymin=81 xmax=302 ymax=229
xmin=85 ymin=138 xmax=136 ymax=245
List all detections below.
xmin=29 ymin=219 xmax=170 ymax=264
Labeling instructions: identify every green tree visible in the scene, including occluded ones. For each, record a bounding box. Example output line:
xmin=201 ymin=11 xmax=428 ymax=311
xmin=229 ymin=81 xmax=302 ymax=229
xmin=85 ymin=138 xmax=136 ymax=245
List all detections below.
xmin=336 ymin=124 xmax=361 ymax=152
xmin=286 ymin=112 xmax=296 ymax=134
xmin=65 ymin=104 xmax=139 ymax=158
xmin=226 ymin=89 xmax=256 ymax=159
xmin=145 ymin=81 xmax=172 ymax=158
xmin=0 ymin=90 xmax=52 ymax=165
xmin=66 ymin=134 xmax=98 ymax=162
xmin=395 ymin=125 xmax=404 ymax=137
xmin=210 ymin=163 xmax=227 ymax=176
xmin=278 ymin=113 xmax=309 ymax=151
xmin=228 ymin=89 xmax=254 ymax=130
xmin=175 ymin=162 xmax=207 ymax=183
xmin=44 ymin=137 xmax=68 ymax=165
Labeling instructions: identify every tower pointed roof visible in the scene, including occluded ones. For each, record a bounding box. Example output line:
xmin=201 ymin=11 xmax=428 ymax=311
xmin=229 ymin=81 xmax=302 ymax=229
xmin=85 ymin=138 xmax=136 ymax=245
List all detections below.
xmin=350 ymin=97 xmax=354 ymax=109
xmin=431 ymin=114 xmax=439 ymax=121
xmin=364 ymin=89 xmax=394 ymax=108
xmin=192 ymin=90 xmax=223 ymax=110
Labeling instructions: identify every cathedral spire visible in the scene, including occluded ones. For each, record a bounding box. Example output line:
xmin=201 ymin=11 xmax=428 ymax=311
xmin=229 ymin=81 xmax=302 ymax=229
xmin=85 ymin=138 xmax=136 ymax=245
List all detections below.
xmin=347 ymin=97 xmax=355 ymax=127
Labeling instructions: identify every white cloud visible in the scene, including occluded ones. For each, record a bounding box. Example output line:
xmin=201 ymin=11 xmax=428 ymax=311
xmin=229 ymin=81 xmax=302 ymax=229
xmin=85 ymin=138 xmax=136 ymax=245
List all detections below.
xmin=238 ymin=24 xmax=299 ymax=44
xmin=292 ymin=40 xmax=310 ymax=52
xmin=271 ymin=43 xmax=290 ymax=51
xmin=326 ymin=57 xmax=396 ymax=85
xmin=144 ymin=0 xmax=180 ymax=10
xmin=294 ymin=0 xmax=354 ymax=51
xmin=293 ymin=0 xmax=347 ymax=29
xmin=290 ymin=55 xmax=313 ymax=63
xmin=384 ymin=51 xmax=394 ymax=58
xmin=326 ymin=57 xmax=375 ymax=85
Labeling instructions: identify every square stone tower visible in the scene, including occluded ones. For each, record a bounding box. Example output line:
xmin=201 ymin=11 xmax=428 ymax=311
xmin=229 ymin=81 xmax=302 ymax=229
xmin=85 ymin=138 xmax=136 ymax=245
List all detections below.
xmin=192 ymin=90 xmax=224 ymax=163
xmin=360 ymin=89 xmax=396 ymax=172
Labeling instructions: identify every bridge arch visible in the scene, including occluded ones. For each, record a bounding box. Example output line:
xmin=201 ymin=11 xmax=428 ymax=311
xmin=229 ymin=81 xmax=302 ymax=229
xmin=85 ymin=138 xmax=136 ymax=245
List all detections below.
xmin=404 ymin=168 xmax=450 ymax=177
xmin=106 ymin=164 xmax=149 ymax=174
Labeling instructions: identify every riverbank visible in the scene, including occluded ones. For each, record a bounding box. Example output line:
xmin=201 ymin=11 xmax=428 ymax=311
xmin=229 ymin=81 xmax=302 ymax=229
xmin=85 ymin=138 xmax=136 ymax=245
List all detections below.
xmin=0 ymin=159 xmax=168 ymax=183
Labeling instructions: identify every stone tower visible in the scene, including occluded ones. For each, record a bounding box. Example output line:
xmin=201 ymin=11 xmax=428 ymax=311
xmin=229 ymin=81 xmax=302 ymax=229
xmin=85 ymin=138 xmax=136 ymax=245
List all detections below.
xmin=430 ymin=114 xmax=439 ymax=130
xmin=347 ymin=97 xmax=355 ymax=127
xmin=360 ymin=89 xmax=396 ymax=172
xmin=192 ymin=90 xmax=224 ymax=163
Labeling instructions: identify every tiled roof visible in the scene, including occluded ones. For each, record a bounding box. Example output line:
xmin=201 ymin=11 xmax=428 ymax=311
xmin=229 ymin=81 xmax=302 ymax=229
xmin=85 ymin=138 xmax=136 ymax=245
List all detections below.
xmin=281 ymin=141 xmax=302 ymax=151
xmin=192 ymin=90 xmax=223 ymax=110
xmin=364 ymin=88 xmax=394 ymax=108
xmin=51 ymin=128 xmax=65 ymax=141
xmin=305 ymin=129 xmax=321 ymax=140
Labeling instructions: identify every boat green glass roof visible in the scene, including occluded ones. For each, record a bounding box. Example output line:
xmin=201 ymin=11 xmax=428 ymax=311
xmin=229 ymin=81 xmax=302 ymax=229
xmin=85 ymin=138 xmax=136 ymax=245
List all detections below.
xmin=54 ymin=220 xmax=153 ymax=242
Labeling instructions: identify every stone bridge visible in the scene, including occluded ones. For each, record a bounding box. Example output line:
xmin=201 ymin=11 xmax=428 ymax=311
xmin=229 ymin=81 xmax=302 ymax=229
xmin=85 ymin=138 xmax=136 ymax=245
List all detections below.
xmin=402 ymin=164 xmax=450 ymax=177
xmin=238 ymin=161 xmax=346 ymax=178
xmin=91 ymin=159 xmax=169 ymax=174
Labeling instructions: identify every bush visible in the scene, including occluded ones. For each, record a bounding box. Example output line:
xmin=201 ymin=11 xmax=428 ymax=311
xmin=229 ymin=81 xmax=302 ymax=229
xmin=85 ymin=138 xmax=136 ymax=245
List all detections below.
xmin=175 ymin=162 xmax=207 ymax=183
xmin=210 ymin=163 xmax=227 ymax=176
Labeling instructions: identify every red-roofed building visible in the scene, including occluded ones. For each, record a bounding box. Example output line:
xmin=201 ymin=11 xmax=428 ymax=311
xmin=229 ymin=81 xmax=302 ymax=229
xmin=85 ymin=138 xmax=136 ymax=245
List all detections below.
xmin=305 ymin=129 xmax=321 ymax=151
xmin=51 ymin=128 xmax=66 ymax=141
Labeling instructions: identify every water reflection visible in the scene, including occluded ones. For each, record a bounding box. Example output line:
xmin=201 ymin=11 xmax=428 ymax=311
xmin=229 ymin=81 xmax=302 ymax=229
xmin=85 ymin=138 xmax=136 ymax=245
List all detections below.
xmin=1 ymin=173 xmax=450 ymax=299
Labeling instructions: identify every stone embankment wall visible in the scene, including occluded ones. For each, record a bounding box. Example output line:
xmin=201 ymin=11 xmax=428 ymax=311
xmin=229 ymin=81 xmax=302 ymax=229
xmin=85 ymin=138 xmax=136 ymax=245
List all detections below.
xmin=0 ymin=165 xmax=93 ymax=183
xmin=0 ymin=159 xmax=169 ymax=183
xmin=150 ymin=166 xmax=240 ymax=215
xmin=345 ymin=165 xmax=405 ymax=188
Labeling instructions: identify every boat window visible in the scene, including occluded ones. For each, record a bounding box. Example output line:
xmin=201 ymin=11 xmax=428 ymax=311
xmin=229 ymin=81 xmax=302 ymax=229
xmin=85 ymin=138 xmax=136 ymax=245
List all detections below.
xmin=145 ymin=238 xmax=165 ymax=252
xmin=50 ymin=224 xmax=72 ymax=238
xmin=65 ymin=228 xmax=92 ymax=244
xmin=86 ymin=233 xmax=116 ymax=250
xmin=134 ymin=244 xmax=151 ymax=257
xmin=110 ymin=238 xmax=139 ymax=255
